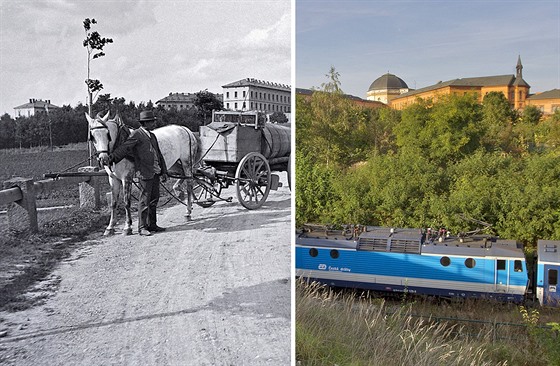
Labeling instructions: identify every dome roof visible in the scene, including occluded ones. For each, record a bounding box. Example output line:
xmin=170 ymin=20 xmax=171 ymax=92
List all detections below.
xmin=368 ymin=73 xmax=408 ymax=91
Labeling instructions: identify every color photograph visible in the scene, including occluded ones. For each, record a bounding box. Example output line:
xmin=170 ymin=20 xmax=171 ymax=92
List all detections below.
xmin=295 ymin=1 xmax=560 ymax=365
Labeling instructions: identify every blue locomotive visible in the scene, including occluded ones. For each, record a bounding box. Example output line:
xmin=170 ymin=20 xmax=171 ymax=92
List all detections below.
xmin=295 ymin=225 xmax=560 ymax=307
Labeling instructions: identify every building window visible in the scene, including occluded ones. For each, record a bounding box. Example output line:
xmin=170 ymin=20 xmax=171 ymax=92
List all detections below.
xmin=250 ymin=102 xmax=253 ymax=109
xmin=234 ymin=102 xmax=238 ymax=109
xmin=234 ymin=91 xmax=238 ymax=98
xmin=243 ymin=91 xmax=246 ymax=98
xmin=226 ymin=103 xmax=229 ymax=109
xmin=242 ymin=102 xmax=246 ymax=109
xmin=251 ymin=91 xmax=253 ymax=98
xmin=226 ymin=92 xmax=229 ymax=99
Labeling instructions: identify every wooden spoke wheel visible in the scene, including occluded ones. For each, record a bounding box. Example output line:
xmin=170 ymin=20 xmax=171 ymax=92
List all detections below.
xmin=193 ymin=177 xmax=222 ymax=208
xmin=235 ymin=152 xmax=271 ymax=210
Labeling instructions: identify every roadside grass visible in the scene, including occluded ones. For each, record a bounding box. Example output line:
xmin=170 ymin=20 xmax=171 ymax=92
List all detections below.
xmin=296 ymin=280 xmax=559 ymax=366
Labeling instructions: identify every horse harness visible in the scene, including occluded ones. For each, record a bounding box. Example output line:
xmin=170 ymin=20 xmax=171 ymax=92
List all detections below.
xmin=90 ymin=119 xmax=129 ymax=156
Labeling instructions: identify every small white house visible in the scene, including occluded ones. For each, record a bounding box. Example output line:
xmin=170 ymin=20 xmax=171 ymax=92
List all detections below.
xmin=14 ymin=99 xmax=59 ymax=118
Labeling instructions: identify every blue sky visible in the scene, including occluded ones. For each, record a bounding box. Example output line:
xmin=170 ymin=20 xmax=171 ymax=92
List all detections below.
xmin=0 ymin=0 xmax=291 ymax=116
xmin=296 ymin=0 xmax=560 ymax=98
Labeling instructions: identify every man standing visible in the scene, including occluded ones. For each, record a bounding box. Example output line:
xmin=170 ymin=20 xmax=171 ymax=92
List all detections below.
xmin=104 ymin=110 xmax=167 ymax=236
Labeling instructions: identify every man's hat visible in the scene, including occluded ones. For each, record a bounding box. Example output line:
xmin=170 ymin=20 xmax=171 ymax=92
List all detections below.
xmin=139 ymin=110 xmax=156 ymax=124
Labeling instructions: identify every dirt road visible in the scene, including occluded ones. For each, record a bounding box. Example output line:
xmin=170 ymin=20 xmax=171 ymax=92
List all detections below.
xmin=0 ymin=173 xmax=292 ymax=365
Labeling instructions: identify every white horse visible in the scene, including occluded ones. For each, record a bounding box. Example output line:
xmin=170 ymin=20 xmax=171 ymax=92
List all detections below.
xmin=86 ymin=111 xmax=200 ymax=235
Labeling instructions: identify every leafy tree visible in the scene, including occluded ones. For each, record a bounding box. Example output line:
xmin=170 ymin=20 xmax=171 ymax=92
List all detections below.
xmin=535 ymin=110 xmax=560 ymax=148
xmin=296 ymin=68 xmax=387 ymax=168
xmin=195 ymin=90 xmax=223 ymax=125
xmin=295 ymin=68 xmax=560 ymax=249
xmin=522 ymin=105 xmax=543 ymax=125
xmin=321 ymin=66 xmax=342 ymax=94
xmin=83 ymin=18 xmax=113 ymax=115
xmin=269 ymin=111 xmax=288 ymax=124
xmin=395 ymin=94 xmax=482 ymax=167
xmin=295 ymin=149 xmax=338 ymax=226
xmin=93 ymin=93 xmax=113 ymax=115
xmin=480 ymin=91 xmax=515 ymax=152
xmin=0 ymin=114 xmax=16 ymax=149
xmin=83 ymin=17 xmax=112 ymax=163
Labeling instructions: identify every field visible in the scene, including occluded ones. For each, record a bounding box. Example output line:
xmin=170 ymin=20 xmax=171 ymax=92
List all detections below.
xmin=1 ymin=144 xmax=94 ymax=208
xmin=296 ymin=280 xmax=560 ymax=366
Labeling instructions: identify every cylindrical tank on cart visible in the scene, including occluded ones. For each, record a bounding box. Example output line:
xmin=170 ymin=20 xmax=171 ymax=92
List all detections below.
xmin=261 ymin=123 xmax=290 ymax=159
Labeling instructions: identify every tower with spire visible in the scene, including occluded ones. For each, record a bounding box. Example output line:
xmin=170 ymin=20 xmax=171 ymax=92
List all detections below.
xmin=513 ymin=55 xmax=530 ymax=109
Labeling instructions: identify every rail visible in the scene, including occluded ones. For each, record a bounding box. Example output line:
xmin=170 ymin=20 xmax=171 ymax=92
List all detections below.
xmin=1 ymin=166 xmax=105 ymax=233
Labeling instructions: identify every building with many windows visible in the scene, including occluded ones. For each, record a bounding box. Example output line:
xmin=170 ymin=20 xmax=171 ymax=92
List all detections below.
xmin=155 ymin=92 xmax=222 ymax=111
xmin=386 ymin=57 xmax=531 ymax=110
xmin=362 ymin=57 xmax=560 ymax=114
xmin=14 ymin=99 xmax=59 ymax=117
xmin=222 ymin=78 xmax=291 ymax=114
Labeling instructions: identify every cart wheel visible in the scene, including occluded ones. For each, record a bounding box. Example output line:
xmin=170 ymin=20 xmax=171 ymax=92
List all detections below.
xmin=235 ymin=152 xmax=271 ymax=209
xmin=193 ymin=177 xmax=222 ymax=207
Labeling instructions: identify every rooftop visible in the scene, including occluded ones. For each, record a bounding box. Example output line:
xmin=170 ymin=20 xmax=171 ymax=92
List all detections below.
xmin=527 ymin=89 xmax=560 ymax=100
xmin=223 ymin=78 xmax=290 ymax=91
xmin=14 ymin=98 xmax=59 ymax=109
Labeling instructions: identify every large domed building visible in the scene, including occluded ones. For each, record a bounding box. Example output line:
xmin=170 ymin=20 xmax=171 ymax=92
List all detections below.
xmin=366 ymin=73 xmax=410 ymax=104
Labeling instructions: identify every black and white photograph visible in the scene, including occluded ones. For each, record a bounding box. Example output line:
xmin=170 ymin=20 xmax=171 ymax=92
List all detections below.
xmin=0 ymin=1 xmax=291 ymax=365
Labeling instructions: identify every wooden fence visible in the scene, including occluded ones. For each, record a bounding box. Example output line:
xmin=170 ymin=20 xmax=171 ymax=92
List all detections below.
xmin=0 ymin=166 xmax=107 ymax=233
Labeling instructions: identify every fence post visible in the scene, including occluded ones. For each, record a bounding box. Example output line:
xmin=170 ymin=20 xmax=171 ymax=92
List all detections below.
xmin=2 ymin=177 xmax=38 ymax=233
xmin=78 ymin=166 xmax=101 ymax=208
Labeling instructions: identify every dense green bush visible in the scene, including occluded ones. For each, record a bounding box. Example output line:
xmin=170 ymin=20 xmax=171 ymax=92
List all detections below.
xmin=296 ymin=87 xmax=560 ymax=247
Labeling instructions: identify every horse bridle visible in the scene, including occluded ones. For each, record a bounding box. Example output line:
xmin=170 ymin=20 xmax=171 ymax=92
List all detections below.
xmin=90 ymin=120 xmax=112 ymax=155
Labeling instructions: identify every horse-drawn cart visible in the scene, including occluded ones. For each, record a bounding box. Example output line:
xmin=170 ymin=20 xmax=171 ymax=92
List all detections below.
xmin=192 ymin=110 xmax=290 ymax=210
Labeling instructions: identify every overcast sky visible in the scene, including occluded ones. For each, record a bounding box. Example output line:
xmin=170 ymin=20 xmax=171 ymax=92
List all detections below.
xmin=0 ymin=0 xmax=291 ymax=116
xmin=297 ymin=0 xmax=560 ymax=99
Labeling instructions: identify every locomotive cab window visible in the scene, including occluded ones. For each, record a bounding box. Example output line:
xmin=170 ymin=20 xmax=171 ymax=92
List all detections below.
xmin=497 ymin=259 xmax=506 ymax=270
xmin=514 ymin=260 xmax=523 ymax=272
xmin=465 ymin=258 xmax=476 ymax=268
xmin=309 ymin=248 xmax=318 ymax=257
xmin=440 ymin=256 xmax=451 ymax=267
xmin=549 ymin=269 xmax=558 ymax=286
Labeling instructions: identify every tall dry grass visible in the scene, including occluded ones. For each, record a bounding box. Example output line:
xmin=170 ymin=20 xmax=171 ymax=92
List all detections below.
xmin=296 ymin=280 xmax=555 ymax=366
